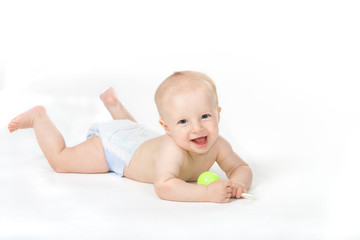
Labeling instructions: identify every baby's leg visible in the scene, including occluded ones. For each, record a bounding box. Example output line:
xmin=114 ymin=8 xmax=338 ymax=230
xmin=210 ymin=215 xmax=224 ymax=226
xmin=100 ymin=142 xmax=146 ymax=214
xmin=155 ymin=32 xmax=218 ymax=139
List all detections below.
xmin=100 ymin=87 xmax=137 ymax=122
xmin=8 ymin=106 xmax=109 ymax=173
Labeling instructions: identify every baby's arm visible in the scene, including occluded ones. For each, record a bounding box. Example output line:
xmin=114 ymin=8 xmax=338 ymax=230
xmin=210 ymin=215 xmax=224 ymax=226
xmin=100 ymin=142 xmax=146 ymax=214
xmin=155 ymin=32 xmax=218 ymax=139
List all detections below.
xmin=153 ymin=137 xmax=232 ymax=203
xmin=216 ymin=137 xmax=253 ymax=199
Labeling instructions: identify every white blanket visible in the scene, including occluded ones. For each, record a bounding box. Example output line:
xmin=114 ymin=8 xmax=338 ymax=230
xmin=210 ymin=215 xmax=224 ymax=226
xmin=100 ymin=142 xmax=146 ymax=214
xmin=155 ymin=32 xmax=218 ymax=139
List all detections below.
xmin=1 ymin=1 xmax=359 ymax=239
xmin=1 ymin=77 xmax=359 ymax=239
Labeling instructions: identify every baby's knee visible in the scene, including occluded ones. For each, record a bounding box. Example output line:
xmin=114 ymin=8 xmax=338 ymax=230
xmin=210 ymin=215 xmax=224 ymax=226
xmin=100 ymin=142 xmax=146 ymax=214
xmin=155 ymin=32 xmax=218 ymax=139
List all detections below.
xmin=48 ymin=152 xmax=69 ymax=173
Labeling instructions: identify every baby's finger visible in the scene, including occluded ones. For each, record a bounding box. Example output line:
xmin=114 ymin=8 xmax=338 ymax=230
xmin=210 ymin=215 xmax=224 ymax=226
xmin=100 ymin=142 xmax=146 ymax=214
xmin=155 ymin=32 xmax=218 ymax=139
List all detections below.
xmin=231 ymin=186 xmax=236 ymax=197
xmin=236 ymin=188 xmax=244 ymax=199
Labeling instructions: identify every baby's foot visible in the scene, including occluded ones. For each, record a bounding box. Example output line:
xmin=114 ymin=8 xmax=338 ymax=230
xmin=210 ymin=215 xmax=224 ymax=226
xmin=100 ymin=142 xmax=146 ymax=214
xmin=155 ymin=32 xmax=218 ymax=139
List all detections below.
xmin=100 ymin=87 xmax=123 ymax=117
xmin=100 ymin=87 xmax=119 ymax=107
xmin=8 ymin=106 xmax=46 ymax=133
xmin=99 ymin=87 xmax=136 ymax=122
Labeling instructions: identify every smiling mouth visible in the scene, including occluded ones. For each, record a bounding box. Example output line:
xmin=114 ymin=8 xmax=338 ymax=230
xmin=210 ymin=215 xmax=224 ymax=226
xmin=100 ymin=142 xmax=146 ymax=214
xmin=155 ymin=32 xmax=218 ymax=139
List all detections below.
xmin=191 ymin=136 xmax=208 ymax=146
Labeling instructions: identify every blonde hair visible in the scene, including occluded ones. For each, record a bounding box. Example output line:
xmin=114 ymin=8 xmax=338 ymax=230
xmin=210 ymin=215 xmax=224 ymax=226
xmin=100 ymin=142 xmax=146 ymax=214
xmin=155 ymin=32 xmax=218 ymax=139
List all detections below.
xmin=154 ymin=71 xmax=218 ymax=118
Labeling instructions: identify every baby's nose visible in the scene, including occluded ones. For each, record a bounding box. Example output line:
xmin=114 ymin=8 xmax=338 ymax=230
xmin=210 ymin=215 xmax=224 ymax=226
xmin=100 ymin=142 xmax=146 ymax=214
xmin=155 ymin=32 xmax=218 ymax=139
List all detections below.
xmin=192 ymin=122 xmax=203 ymax=132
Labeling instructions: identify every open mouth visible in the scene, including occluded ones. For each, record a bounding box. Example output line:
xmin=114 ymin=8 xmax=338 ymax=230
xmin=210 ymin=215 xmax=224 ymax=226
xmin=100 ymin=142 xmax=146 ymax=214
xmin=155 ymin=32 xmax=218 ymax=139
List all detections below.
xmin=191 ymin=136 xmax=208 ymax=146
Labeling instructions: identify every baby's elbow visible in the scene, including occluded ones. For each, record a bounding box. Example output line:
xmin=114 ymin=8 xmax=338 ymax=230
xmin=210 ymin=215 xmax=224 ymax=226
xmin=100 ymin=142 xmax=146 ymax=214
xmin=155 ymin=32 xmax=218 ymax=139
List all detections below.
xmin=154 ymin=181 xmax=173 ymax=200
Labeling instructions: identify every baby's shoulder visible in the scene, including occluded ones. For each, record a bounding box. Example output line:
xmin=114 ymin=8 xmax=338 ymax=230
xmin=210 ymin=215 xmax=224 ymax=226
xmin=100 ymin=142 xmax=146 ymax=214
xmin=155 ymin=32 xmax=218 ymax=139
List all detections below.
xmin=157 ymin=135 xmax=186 ymax=154
xmin=155 ymin=135 xmax=187 ymax=165
xmin=214 ymin=136 xmax=234 ymax=155
xmin=215 ymin=135 xmax=232 ymax=148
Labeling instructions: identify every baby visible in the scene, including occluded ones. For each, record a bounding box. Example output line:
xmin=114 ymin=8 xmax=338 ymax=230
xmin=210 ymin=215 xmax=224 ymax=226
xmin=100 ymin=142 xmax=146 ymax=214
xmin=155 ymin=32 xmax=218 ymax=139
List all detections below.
xmin=8 ymin=71 xmax=252 ymax=203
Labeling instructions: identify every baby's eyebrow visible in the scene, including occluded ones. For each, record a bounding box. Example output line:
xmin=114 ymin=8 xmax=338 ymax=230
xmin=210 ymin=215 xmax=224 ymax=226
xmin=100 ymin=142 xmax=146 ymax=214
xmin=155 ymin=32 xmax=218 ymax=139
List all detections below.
xmin=173 ymin=115 xmax=186 ymax=120
xmin=176 ymin=117 xmax=187 ymax=121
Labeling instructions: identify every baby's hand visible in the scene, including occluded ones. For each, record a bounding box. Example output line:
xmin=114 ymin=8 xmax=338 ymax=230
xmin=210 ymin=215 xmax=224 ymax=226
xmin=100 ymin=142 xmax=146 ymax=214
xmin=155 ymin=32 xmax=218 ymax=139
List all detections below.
xmin=206 ymin=180 xmax=232 ymax=203
xmin=231 ymin=182 xmax=247 ymax=199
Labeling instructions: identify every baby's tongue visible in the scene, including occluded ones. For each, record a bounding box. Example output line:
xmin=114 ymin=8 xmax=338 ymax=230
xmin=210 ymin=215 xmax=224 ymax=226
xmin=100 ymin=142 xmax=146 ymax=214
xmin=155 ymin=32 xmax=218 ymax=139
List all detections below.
xmin=193 ymin=137 xmax=206 ymax=144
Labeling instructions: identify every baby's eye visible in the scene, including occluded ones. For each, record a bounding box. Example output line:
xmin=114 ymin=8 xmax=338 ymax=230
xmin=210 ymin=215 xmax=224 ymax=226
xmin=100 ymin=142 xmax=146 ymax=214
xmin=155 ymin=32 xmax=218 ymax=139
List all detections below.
xmin=201 ymin=114 xmax=210 ymax=119
xmin=178 ymin=119 xmax=188 ymax=125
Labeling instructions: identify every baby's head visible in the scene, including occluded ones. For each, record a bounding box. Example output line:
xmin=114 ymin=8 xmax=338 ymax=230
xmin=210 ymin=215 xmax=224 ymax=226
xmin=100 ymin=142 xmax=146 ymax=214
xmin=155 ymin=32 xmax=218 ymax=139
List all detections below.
xmin=155 ymin=71 xmax=219 ymax=120
xmin=155 ymin=71 xmax=221 ymax=153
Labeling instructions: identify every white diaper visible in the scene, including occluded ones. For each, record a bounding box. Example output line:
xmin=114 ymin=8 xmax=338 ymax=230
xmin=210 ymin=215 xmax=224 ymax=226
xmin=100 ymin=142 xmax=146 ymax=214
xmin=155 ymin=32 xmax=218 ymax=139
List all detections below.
xmin=87 ymin=120 xmax=160 ymax=176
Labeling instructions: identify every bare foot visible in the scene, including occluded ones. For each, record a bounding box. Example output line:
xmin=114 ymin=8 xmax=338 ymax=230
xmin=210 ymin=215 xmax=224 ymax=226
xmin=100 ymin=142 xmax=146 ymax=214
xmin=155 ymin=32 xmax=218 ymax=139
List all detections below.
xmin=100 ymin=87 xmax=119 ymax=108
xmin=8 ymin=106 xmax=46 ymax=133
xmin=100 ymin=87 xmax=136 ymax=122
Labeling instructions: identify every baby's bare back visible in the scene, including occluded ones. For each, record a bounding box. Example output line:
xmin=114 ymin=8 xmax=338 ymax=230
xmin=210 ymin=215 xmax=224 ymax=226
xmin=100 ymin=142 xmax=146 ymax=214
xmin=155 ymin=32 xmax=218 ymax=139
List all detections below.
xmin=123 ymin=136 xmax=162 ymax=183
xmin=123 ymin=135 xmax=219 ymax=183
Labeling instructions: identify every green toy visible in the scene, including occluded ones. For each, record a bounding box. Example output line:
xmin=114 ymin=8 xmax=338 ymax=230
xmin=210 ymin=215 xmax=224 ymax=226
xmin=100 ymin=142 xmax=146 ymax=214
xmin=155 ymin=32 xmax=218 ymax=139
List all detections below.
xmin=197 ymin=171 xmax=220 ymax=185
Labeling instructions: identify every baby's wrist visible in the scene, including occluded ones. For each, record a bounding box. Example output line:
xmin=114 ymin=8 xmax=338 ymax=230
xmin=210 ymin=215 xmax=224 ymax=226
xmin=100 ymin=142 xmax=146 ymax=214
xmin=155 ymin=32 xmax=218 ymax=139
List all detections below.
xmin=203 ymin=185 xmax=212 ymax=202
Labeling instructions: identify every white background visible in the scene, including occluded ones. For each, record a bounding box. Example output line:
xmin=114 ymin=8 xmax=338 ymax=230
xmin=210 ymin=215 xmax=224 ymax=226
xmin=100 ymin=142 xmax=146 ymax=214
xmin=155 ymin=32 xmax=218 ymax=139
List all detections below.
xmin=1 ymin=1 xmax=360 ymax=239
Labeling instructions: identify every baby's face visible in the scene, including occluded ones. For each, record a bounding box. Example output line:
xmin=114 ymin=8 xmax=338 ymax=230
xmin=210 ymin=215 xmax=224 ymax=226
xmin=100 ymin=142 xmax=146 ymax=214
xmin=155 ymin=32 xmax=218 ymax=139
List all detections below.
xmin=160 ymin=89 xmax=220 ymax=155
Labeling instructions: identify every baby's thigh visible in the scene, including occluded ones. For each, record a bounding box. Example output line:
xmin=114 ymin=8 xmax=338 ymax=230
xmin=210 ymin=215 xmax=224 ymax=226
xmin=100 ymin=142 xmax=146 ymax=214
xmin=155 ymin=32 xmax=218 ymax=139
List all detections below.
xmin=58 ymin=136 xmax=109 ymax=173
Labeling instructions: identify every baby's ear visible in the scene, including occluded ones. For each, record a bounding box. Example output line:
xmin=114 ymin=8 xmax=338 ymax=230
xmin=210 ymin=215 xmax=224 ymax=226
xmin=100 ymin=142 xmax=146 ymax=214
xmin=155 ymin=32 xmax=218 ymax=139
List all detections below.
xmin=218 ymin=107 xmax=222 ymax=121
xmin=159 ymin=119 xmax=171 ymax=135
